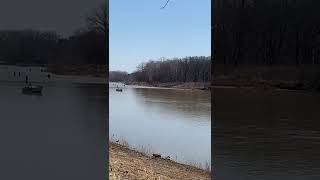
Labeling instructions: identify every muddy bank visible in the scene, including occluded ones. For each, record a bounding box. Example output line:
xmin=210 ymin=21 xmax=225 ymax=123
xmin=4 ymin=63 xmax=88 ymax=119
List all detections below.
xmin=46 ymin=64 xmax=107 ymax=77
xmin=212 ymin=78 xmax=320 ymax=92
xmin=213 ymin=65 xmax=320 ymax=92
xmin=109 ymin=142 xmax=211 ymax=180
xmin=124 ymin=81 xmax=211 ymax=91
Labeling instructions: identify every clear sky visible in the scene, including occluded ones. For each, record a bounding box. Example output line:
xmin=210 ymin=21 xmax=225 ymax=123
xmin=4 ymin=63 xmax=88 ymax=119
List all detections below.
xmin=110 ymin=0 xmax=211 ymax=73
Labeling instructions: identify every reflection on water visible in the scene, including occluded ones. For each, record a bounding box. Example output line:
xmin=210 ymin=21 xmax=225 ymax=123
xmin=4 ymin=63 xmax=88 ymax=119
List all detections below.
xmin=0 ymin=82 xmax=107 ymax=180
xmin=109 ymin=83 xmax=211 ymax=167
xmin=213 ymin=88 xmax=320 ymax=180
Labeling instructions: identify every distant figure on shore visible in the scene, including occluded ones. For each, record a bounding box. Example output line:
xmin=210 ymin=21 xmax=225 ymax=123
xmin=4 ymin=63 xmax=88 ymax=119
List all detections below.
xmin=47 ymin=74 xmax=51 ymax=79
xmin=25 ymin=76 xmax=28 ymax=84
xmin=18 ymin=72 xmax=21 ymax=76
xmin=13 ymin=72 xmax=16 ymax=76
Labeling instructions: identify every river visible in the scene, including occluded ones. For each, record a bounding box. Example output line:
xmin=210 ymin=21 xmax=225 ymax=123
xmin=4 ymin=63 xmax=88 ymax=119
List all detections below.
xmin=0 ymin=65 xmax=211 ymax=178
xmin=213 ymin=87 xmax=320 ymax=180
xmin=109 ymin=82 xmax=211 ymax=168
xmin=0 ymin=65 xmax=107 ymax=179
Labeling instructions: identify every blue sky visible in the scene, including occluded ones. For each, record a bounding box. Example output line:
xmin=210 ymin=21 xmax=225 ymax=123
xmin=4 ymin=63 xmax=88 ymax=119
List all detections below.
xmin=109 ymin=0 xmax=211 ymax=73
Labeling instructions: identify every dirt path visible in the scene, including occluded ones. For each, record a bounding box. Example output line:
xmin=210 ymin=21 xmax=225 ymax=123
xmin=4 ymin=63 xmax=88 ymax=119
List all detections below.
xmin=109 ymin=142 xmax=211 ymax=180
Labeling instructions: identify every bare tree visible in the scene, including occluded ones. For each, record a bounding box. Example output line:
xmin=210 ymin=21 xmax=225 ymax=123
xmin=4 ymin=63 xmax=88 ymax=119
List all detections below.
xmin=130 ymin=56 xmax=211 ymax=83
xmin=85 ymin=2 xmax=108 ymax=73
xmin=86 ymin=2 xmax=108 ymax=39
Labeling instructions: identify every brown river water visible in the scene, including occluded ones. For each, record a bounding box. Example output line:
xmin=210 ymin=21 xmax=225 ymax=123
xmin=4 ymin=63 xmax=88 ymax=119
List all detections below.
xmin=213 ymin=87 xmax=320 ymax=180
xmin=109 ymin=82 xmax=211 ymax=169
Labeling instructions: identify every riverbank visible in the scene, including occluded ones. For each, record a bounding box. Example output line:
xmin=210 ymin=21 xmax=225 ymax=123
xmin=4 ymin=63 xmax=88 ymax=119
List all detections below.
xmin=109 ymin=142 xmax=211 ymax=180
xmin=0 ymin=64 xmax=107 ymax=85
xmin=46 ymin=64 xmax=107 ymax=77
xmin=124 ymin=81 xmax=211 ymax=91
xmin=213 ymin=65 xmax=320 ymax=92
xmin=212 ymin=78 xmax=320 ymax=92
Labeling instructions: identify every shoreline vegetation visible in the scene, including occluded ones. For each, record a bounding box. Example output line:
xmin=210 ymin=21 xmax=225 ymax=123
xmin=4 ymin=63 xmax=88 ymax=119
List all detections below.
xmin=213 ymin=1 xmax=320 ymax=93
xmin=0 ymin=3 xmax=107 ymax=71
xmin=124 ymin=81 xmax=211 ymax=91
xmin=212 ymin=65 xmax=320 ymax=92
xmin=46 ymin=64 xmax=107 ymax=77
xmin=4 ymin=63 xmax=320 ymax=93
xmin=110 ymin=56 xmax=211 ymax=91
xmin=109 ymin=55 xmax=320 ymax=92
xmin=109 ymin=141 xmax=211 ymax=180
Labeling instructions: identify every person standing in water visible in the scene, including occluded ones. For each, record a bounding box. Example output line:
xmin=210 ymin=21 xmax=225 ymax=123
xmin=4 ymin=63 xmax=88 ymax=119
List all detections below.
xmin=25 ymin=76 xmax=28 ymax=84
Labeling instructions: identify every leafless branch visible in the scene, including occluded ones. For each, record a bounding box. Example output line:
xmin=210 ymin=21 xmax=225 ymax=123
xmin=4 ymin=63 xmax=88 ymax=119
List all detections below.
xmin=86 ymin=2 xmax=108 ymax=36
xmin=160 ymin=0 xmax=170 ymax=9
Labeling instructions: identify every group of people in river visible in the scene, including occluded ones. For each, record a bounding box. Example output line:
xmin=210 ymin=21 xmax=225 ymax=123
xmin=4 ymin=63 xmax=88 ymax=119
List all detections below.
xmin=12 ymin=67 xmax=51 ymax=84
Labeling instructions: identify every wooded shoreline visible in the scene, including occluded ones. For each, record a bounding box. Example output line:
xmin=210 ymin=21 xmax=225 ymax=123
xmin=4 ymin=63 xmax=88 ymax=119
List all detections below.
xmin=124 ymin=81 xmax=211 ymax=90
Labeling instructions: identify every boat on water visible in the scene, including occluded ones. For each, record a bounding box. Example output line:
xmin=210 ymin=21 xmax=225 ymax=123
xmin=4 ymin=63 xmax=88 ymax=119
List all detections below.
xmin=22 ymin=85 xmax=43 ymax=94
xmin=115 ymin=85 xmax=123 ymax=92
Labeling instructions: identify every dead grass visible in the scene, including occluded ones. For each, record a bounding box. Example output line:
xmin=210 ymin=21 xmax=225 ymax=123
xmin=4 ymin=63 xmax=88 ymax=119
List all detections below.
xmin=187 ymin=160 xmax=211 ymax=173
xmin=110 ymin=137 xmax=153 ymax=156
xmin=109 ymin=141 xmax=211 ymax=180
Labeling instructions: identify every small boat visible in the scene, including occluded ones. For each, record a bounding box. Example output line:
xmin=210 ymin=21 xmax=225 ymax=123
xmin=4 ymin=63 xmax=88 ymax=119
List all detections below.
xmin=22 ymin=85 xmax=43 ymax=94
xmin=116 ymin=88 xmax=122 ymax=92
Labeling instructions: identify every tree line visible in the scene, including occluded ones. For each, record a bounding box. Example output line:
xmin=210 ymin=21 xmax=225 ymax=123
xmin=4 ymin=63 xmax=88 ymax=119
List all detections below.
xmin=109 ymin=71 xmax=128 ymax=82
xmin=0 ymin=3 xmax=107 ymax=66
xmin=109 ymin=56 xmax=211 ymax=83
xmin=213 ymin=0 xmax=320 ymax=69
